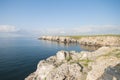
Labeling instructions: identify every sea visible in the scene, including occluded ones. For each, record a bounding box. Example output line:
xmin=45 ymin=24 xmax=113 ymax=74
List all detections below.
xmin=0 ymin=37 xmax=98 ymax=80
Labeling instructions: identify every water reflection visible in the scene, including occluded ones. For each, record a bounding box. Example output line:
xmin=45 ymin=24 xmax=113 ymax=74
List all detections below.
xmin=40 ymin=40 xmax=78 ymax=47
xmin=40 ymin=40 xmax=100 ymax=51
xmin=80 ymin=45 xmax=101 ymax=51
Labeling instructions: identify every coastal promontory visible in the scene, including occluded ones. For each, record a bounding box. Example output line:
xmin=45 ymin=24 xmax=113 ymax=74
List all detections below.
xmin=39 ymin=35 xmax=120 ymax=46
xmin=25 ymin=35 xmax=120 ymax=80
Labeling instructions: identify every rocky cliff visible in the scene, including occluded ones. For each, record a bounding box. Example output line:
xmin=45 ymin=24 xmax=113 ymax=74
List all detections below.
xmin=39 ymin=36 xmax=120 ymax=46
xmin=25 ymin=47 xmax=120 ymax=80
xmin=39 ymin=36 xmax=78 ymax=43
xmin=79 ymin=36 xmax=120 ymax=46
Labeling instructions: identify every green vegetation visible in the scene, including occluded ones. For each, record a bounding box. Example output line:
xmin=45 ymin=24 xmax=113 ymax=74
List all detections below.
xmin=99 ymin=48 xmax=120 ymax=58
xmin=113 ymin=49 xmax=120 ymax=58
xmin=70 ymin=58 xmax=93 ymax=67
xmin=44 ymin=77 xmax=46 ymax=80
xmin=78 ymin=59 xmax=93 ymax=66
xmin=64 ymin=34 xmax=120 ymax=39
xmin=65 ymin=56 xmax=72 ymax=61
xmin=67 ymin=36 xmax=83 ymax=39
xmin=115 ymin=52 xmax=120 ymax=58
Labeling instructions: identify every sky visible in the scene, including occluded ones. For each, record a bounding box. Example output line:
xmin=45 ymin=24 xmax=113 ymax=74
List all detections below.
xmin=0 ymin=0 xmax=120 ymax=37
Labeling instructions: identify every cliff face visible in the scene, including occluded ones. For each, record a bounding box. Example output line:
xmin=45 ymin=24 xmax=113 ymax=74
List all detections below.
xmin=79 ymin=36 xmax=120 ymax=46
xmin=39 ymin=36 xmax=78 ymax=43
xmin=25 ymin=47 xmax=120 ymax=80
xmin=40 ymin=36 xmax=120 ymax=46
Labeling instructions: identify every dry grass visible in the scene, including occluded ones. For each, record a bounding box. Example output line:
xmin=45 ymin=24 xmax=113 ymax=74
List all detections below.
xmin=64 ymin=34 xmax=120 ymax=39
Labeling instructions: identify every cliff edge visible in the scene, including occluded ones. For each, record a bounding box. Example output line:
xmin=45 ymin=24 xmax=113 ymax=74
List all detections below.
xmin=39 ymin=36 xmax=120 ymax=46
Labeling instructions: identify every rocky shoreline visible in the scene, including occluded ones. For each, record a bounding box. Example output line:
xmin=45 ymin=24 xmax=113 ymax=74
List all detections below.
xmin=25 ymin=36 xmax=120 ymax=80
xmin=39 ymin=36 xmax=120 ymax=46
xmin=79 ymin=36 xmax=120 ymax=46
xmin=39 ymin=36 xmax=78 ymax=43
xmin=25 ymin=47 xmax=120 ymax=80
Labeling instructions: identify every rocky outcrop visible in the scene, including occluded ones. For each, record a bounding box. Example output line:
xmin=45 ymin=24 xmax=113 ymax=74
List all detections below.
xmin=86 ymin=56 xmax=120 ymax=80
xmin=39 ymin=36 xmax=120 ymax=46
xmin=39 ymin=36 xmax=78 ymax=43
xmin=78 ymin=36 xmax=120 ymax=46
xmin=25 ymin=47 xmax=120 ymax=80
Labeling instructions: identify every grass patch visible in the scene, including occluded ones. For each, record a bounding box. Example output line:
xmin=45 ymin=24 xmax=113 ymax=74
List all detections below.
xmin=114 ymin=51 xmax=120 ymax=58
xmin=63 ymin=34 xmax=120 ymax=39
xmin=78 ymin=59 xmax=93 ymax=66
xmin=67 ymin=36 xmax=83 ymax=39
xmin=65 ymin=56 xmax=72 ymax=61
xmin=99 ymin=48 xmax=120 ymax=58
xmin=70 ymin=59 xmax=93 ymax=67
xmin=115 ymin=52 xmax=120 ymax=58
xmin=44 ymin=77 xmax=46 ymax=80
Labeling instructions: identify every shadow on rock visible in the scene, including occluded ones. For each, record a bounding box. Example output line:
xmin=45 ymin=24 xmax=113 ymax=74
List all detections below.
xmin=97 ymin=63 xmax=120 ymax=80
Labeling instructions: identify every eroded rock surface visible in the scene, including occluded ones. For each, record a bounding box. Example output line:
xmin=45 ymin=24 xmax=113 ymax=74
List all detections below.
xmin=39 ymin=36 xmax=78 ymax=43
xmin=78 ymin=36 xmax=120 ymax=46
xmin=40 ymin=36 xmax=120 ymax=46
xmin=25 ymin=47 xmax=120 ymax=80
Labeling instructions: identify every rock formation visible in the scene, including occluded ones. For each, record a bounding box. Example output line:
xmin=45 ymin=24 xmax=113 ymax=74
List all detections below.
xmin=39 ymin=36 xmax=78 ymax=43
xmin=79 ymin=36 xmax=120 ymax=46
xmin=25 ymin=47 xmax=120 ymax=80
xmin=39 ymin=36 xmax=120 ymax=46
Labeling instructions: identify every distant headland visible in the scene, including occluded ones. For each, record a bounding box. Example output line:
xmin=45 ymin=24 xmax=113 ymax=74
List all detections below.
xmin=39 ymin=35 xmax=120 ymax=46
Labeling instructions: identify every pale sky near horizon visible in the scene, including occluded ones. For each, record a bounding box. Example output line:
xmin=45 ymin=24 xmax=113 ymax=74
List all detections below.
xmin=0 ymin=0 xmax=120 ymax=37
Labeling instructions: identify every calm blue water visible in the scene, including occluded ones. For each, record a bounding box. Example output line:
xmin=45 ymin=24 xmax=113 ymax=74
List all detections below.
xmin=0 ymin=38 xmax=87 ymax=80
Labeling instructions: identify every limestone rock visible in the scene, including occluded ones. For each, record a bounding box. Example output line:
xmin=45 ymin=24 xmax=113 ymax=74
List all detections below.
xmin=79 ymin=36 xmax=120 ymax=46
xmin=40 ymin=36 xmax=120 ymax=46
xmin=56 ymin=51 xmax=67 ymax=61
xmin=86 ymin=56 xmax=120 ymax=80
xmin=39 ymin=36 xmax=78 ymax=43
xmin=46 ymin=63 xmax=84 ymax=80
xmin=25 ymin=47 xmax=120 ymax=80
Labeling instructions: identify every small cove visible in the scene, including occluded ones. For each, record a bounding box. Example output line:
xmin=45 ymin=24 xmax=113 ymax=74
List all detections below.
xmin=0 ymin=38 xmax=98 ymax=80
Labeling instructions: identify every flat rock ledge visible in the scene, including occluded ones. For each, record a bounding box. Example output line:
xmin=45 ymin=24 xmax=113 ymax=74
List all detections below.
xmin=39 ymin=36 xmax=120 ymax=46
xmin=25 ymin=47 xmax=120 ymax=80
